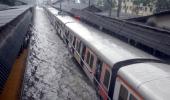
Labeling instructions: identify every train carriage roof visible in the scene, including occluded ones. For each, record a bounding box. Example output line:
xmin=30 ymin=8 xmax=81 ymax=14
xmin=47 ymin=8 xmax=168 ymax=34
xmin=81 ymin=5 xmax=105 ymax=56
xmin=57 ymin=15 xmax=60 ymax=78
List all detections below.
xmin=65 ymin=21 xmax=156 ymax=66
xmin=47 ymin=7 xmax=59 ymax=15
xmin=47 ymin=7 xmax=170 ymax=99
xmin=47 ymin=7 xmax=156 ymax=66
xmin=118 ymin=63 xmax=170 ymax=100
xmin=47 ymin=7 xmax=77 ymax=24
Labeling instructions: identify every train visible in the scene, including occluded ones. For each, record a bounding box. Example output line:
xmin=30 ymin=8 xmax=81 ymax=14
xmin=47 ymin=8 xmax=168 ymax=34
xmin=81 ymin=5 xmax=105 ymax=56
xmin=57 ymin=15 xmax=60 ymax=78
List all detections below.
xmin=0 ymin=7 xmax=32 ymax=93
xmin=45 ymin=7 xmax=170 ymax=100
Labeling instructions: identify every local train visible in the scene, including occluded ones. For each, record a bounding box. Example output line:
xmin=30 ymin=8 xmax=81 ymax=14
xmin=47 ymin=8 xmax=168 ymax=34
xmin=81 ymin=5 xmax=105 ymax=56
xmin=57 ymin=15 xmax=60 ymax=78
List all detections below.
xmin=45 ymin=7 xmax=170 ymax=100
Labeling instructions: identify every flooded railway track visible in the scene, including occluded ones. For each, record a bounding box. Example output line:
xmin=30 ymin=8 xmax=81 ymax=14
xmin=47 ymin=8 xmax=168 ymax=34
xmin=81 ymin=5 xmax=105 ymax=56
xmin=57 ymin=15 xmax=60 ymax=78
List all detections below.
xmin=21 ymin=7 xmax=97 ymax=100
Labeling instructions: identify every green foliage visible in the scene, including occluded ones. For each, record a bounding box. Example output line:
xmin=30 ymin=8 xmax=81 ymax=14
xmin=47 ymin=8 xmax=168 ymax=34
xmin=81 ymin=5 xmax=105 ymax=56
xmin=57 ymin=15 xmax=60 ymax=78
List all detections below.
xmin=104 ymin=0 xmax=117 ymax=8
xmin=96 ymin=0 xmax=103 ymax=6
xmin=156 ymin=0 xmax=170 ymax=12
xmin=112 ymin=0 xmax=117 ymax=8
xmin=133 ymin=0 xmax=155 ymax=6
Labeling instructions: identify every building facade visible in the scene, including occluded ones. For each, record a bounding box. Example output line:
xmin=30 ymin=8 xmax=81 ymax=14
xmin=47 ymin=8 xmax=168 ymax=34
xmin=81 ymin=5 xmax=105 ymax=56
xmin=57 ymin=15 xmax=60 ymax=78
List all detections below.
xmin=121 ymin=0 xmax=156 ymax=16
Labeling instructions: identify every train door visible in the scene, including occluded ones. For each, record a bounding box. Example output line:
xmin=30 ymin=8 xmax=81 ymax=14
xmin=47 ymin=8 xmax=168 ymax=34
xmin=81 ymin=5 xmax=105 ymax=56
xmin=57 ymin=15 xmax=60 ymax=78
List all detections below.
xmin=74 ymin=38 xmax=81 ymax=63
xmin=80 ymin=43 xmax=86 ymax=66
xmin=113 ymin=77 xmax=141 ymax=100
xmin=94 ymin=59 xmax=103 ymax=87
xmin=83 ymin=49 xmax=96 ymax=81
xmin=99 ymin=64 xmax=112 ymax=100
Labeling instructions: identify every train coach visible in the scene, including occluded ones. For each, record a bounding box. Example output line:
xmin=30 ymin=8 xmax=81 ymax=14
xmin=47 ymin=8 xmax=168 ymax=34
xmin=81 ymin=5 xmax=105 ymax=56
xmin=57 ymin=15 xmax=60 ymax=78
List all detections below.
xmin=45 ymin=7 xmax=170 ymax=100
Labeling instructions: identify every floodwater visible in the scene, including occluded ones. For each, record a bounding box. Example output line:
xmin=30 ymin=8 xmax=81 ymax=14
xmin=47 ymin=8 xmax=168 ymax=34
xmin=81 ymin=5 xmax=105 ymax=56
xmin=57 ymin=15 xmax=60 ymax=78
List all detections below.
xmin=21 ymin=7 xmax=98 ymax=100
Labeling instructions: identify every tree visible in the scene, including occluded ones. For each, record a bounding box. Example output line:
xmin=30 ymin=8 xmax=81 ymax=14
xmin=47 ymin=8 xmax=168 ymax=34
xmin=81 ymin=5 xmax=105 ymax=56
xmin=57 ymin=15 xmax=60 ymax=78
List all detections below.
xmin=100 ymin=0 xmax=117 ymax=16
xmin=0 ymin=0 xmax=16 ymax=6
xmin=133 ymin=0 xmax=155 ymax=14
xmin=156 ymin=0 xmax=170 ymax=12
xmin=96 ymin=0 xmax=103 ymax=6
xmin=133 ymin=0 xmax=155 ymax=6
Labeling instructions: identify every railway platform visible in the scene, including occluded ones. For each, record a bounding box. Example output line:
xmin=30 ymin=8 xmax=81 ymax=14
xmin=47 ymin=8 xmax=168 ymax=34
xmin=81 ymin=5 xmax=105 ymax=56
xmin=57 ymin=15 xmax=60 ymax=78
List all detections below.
xmin=0 ymin=49 xmax=28 ymax=100
xmin=0 ymin=5 xmax=32 ymax=99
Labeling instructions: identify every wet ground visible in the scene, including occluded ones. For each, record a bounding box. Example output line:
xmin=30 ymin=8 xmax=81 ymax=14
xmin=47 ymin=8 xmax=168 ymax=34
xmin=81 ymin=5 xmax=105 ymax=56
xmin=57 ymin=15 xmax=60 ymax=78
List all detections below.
xmin=21 ymin=7 xmax=98 ymax=100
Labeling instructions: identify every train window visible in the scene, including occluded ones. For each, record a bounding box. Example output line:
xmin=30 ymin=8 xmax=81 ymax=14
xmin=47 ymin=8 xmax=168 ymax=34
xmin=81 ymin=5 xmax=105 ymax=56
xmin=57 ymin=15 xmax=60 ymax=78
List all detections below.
xmin=68 ymin=33 xmax=70 ymax=42
xmin=129 ymin=94 xmax=137 ymax=100
xmin=89 ymin=54 xmax=94 ymax=68
xmin=69 ymin=35 xmax=71 ymax=43
xmin=78 ymin=42 xmax=81 ymax=53
xmin=76 ymin=41 xmax=81 ymax=54
xmin=81 ymin=45 xmax=86 ymax=60
xmin=76 ymin=41 xmax=79 ymax=51
xmin=73 ymin=37 xmax=76 ymax=48
xmin=60 ymin=30 xmax=61 ymax=34
xmin=95 ymin=59 xmax=103 ymax=81
xmin=118 ymin=85 xmax=128 ymax=100
xmin=65 ymin=31 xmax=69 ymax=38
xmin=86 ymin=51 xmax=90 ymax=65
xmin=96 ymin=59 xmax=103 ymax=70
xmin=69 ymin=34 xmax=72 ymax=43
xmin=103 ymin=69 xmax=110 ymax=89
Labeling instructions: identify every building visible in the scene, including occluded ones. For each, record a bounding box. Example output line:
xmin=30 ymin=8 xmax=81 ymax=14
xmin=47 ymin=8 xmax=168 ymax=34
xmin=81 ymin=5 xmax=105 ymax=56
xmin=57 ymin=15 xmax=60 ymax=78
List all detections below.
xmin=121 ymin=0 xmax=156 ymax=16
